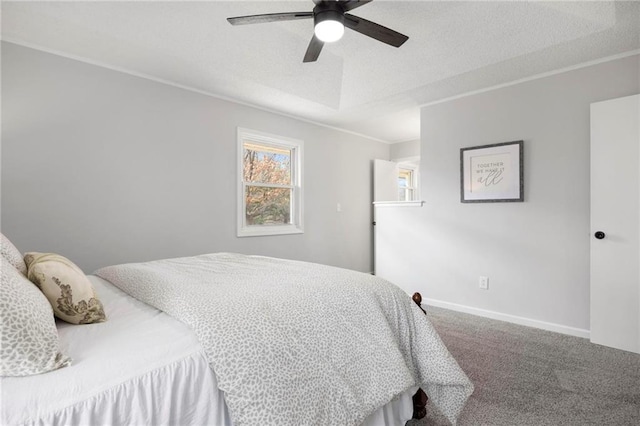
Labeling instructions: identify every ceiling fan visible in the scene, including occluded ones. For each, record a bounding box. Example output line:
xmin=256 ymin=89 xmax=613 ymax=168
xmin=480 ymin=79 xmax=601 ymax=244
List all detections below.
xmin=227 ymin=0 xmax=409 ymax=63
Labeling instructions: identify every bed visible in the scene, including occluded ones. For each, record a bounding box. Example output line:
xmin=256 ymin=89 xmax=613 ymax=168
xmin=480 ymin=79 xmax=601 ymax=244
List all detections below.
xmin=1 ymin=252 xmax=473 ymax=426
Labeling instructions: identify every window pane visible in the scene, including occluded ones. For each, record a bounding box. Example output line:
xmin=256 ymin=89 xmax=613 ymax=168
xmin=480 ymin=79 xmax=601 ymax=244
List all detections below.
xmin=243 ymin=143 xmax=291 ymax=184
xmin=245 ymin=186 xmax=291 ymax=225
xmin=398 ymin=169 xmax=412 ymax=188
xmin=398 ymin=188 xmax=415 ymax=201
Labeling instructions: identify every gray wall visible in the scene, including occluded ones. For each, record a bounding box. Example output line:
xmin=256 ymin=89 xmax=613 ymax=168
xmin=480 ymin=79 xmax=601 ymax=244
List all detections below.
xmin=376 ymin=54 xmax=639 ymax=332
xmin=1 ymin=42 xmax=389 ymax=273
xmin=390 ymin=139 xmax=420 ymax=161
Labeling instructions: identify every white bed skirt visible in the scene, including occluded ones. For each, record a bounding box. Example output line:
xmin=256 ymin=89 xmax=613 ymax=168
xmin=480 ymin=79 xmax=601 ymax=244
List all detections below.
xmin=20 ymin=352 xmax=227 ymax=426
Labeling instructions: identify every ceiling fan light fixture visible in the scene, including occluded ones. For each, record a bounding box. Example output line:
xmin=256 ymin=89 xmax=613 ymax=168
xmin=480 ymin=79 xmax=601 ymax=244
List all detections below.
xmin=314 ymin=9 xmax=344 ymax=43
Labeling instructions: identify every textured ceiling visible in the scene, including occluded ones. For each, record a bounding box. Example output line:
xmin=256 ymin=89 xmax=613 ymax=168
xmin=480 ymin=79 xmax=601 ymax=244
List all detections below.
xmin=2 ymin=1 xmax=639 ymax=143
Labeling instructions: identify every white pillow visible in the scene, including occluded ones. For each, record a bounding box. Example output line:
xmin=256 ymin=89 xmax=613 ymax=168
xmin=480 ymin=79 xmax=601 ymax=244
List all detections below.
xmin=0 ymin=257 xmax=72 ymax=377
xmin=1 ymin=233 xmax=27 ymax=275
xmin=24 ymin=252 xmax=107 ymax=325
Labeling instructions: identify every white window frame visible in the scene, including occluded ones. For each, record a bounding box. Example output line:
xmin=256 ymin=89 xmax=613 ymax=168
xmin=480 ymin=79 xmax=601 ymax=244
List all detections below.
xmin=237 ymin=127 xmax=304 ymax=237
xmin=398 ymin=163 xmax=419 ymax=201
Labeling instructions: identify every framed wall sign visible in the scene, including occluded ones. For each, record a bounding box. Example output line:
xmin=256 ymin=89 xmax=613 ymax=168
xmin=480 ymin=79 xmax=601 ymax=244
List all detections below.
xmin=460 ymin=140 xmax=524 ymax=203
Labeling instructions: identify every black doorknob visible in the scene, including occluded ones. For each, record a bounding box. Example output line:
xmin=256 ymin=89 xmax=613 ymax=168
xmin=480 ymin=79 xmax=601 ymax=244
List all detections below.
xmin=594 ymin=231 xmax=605 ymax=240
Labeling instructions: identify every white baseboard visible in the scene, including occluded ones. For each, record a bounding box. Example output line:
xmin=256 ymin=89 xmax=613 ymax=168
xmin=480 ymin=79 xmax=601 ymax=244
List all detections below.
xmin=423 ymin=297 xmax=590 ymax=339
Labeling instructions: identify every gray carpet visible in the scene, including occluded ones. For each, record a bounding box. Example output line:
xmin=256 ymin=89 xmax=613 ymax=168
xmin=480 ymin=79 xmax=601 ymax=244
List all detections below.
xmin=407 ymin=306 xmax=640 ymax=425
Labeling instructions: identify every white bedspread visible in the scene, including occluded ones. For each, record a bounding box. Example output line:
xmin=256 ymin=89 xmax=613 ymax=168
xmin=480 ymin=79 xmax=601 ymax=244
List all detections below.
xmin=96 ymin=253 xmax=473 ymax=426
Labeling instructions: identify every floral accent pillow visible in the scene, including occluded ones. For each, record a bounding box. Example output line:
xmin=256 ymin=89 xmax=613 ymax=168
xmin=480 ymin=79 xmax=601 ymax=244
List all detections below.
xmin=1 ymin=233 xmax=27 ymax=276
xmin=1 ymin=257 xmax=72 ymax=376
xmin=24 ymin=252 xmax=107 ymax=324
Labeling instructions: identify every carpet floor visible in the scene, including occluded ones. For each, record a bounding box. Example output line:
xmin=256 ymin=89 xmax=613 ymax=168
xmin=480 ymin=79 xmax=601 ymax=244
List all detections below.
xmin=406 ymin=306 xmax=640 ymax=425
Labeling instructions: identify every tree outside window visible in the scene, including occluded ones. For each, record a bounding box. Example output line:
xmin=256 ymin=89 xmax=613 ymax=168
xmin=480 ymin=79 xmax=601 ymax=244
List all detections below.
xmin=243 ymin=143 xmax=292 ymax=225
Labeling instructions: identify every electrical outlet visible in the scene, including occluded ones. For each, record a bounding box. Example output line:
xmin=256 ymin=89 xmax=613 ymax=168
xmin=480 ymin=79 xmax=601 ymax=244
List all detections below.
xmin=337 ymin=203 xmax=342 ymax=212
xmin=479 ymin=276 xmax=489 ymax=290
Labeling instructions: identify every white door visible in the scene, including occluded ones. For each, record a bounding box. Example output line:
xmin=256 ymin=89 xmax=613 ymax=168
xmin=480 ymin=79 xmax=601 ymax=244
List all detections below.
xmin=372 ymin=159 xmax=400 ymax=274
xmin=373 ymin=159 xmax=399 ymax=202
xmin=590 ymin=94 xmax=640 ymax=354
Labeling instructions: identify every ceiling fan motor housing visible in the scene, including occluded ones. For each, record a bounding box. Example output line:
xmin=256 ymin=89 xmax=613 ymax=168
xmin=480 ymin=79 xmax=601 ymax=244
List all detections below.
xmin=313 ymin=2 xmax=345 ymax=28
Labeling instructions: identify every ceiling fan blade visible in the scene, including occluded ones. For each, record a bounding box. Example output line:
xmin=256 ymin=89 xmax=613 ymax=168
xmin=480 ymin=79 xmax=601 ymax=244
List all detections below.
xmin=303 ymin=34 xmax=324 ymax=63
xmin=227 ymin=12 xmax=313 ymax=26
xmin=341 ymin=0 xmax=373 ymax=12
xmin=344 ymin=14 xmax=409 ymax=47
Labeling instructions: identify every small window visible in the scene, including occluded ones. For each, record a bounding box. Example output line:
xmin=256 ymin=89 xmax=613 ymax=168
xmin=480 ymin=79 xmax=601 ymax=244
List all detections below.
xmin=398 ymin=165 xmax=418 ymax=201
xmin=237 ymin=128 xmax=303 ymax=237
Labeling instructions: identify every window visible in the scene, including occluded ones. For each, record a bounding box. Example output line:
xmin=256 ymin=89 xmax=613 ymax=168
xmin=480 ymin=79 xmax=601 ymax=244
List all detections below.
xmin=237 ymin=128 xmax=303 ymax=237
xmin=398 ymin=165 xmax=418 ymax=201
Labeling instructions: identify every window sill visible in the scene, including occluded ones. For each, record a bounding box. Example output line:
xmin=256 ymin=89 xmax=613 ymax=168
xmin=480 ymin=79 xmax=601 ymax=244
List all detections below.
xmin=237 ymin=225 xmax=304 ymax=238
xmin=373 ymin=201 xmax=425 ymax=208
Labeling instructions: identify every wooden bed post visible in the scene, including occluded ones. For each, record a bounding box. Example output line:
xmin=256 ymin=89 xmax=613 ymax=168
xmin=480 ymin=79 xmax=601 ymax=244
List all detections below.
xmin=411 ymin=292 xmax=429 ymax=419
xmin=412 ymin=292 xmax=426 ymax=314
